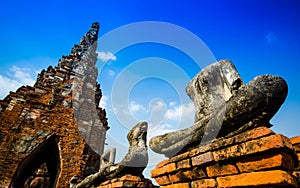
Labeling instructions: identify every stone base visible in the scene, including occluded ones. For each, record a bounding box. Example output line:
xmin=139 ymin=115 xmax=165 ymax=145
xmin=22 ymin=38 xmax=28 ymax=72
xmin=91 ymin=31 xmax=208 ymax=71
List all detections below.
xmin=151 ymin=127 xmax=298 ymax=187
xmin=97 ymin=175 xmax=153 ymax=188
xmin=291 ymin=136 xmax=300 ymax=186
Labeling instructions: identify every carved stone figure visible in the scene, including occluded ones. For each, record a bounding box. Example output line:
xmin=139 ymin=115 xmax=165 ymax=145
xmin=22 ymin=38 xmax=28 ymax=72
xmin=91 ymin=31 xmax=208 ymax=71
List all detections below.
xmin=99 ymin=147 xmax=116 ymax=172
xmin=70 ymin=122 xmax=148 ymax=187
xmin=149 ymin=60 xmax=288 ymax=158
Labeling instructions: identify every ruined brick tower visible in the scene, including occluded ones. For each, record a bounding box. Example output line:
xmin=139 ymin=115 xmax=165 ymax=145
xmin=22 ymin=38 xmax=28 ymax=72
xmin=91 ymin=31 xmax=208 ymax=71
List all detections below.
xmin=0 ymin=22 xmax=109 ymax=187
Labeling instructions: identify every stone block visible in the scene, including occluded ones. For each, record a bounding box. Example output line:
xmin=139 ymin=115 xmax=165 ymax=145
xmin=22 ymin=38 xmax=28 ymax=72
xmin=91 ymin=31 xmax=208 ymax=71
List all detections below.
xmin=154 ymin=175 xmax=171 ymax=186
xmin=233 ymin=126 xmax=274 ymax=143
xmin=182 ymin=167 xmax=206 ymax=180
xmin=170 ymin=151 xmax=190 ymax=163
xmin=236 ymin=152 xmax=295 ymax=173
xmin=191 ymin=179 xmax=217 ymax=188
xmin=191 ymin=152 xmax=214 ymax=166
xmin=165 ymin=163 xmax=177 ymax=174
xmin=206 ymin=163 xmax=239 ymax=177
xmin=213 ymin=134 xmax=293 ymax=161
xmin=161 ymin=182 xmax=190 ymax=188
xmin=177 ymin=159 xmax=191 ymax=170
xmin=151 ymin=166 xmax=167 ymax=177
xmin=119 ymin=175 xmax=141 ymax=181
xmin=216 ymin=170 xmax=298 ymax=187
xmin=169 ymin=171 xmax=184 ymax=183
xmin=291 ymin=136 xmax=300 ymax=145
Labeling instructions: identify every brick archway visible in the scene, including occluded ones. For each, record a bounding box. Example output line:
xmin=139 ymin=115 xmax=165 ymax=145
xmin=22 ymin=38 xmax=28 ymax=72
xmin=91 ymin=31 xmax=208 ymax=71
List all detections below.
xmin=10 ymin=135 xmax=60 ymax=188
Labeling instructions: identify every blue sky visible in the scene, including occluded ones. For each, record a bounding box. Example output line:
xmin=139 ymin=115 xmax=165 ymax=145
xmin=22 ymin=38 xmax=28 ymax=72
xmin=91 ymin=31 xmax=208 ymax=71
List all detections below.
xmin=1 ymin=0 xmax=300 ymax=179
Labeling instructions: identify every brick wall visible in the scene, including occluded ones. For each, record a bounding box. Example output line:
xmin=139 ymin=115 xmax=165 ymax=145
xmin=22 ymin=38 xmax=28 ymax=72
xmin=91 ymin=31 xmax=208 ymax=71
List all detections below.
xmin=151 ymin=126 xmax=298 ymax=187
xmin=0 ymin=22 xmax=109 ymax=187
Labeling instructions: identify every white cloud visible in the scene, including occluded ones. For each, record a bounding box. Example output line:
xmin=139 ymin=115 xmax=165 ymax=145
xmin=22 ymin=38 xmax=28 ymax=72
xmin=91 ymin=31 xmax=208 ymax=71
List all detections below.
xmin=9 ymin=66 xmax=36 ymax=85
xmin=99 ymin=95 xmax=109 ymax=108
xmin=129 ymin=101 xmax=146 ymax=113
xmin=165 ymin=102 xmax=194 ymax=121
xmin=151 ymin=100 xmax=165 ymax=111
xmin=0 ymin=75 xmax=23 ymax=99
xmin=97 ymin=51 xmax=117 ymax=62
xmin=0 ymin=66 xmax=36 ymax=99
xmin=169 ymin=101 xmax=176 ymax=107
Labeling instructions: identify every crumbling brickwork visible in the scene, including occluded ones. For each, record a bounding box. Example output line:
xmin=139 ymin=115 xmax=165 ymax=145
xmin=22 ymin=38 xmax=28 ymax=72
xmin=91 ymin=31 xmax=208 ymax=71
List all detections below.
xmin=0 ymin=22 xmax=109 ymax=187
xmin=151 ymin=126 xmax=299 ymax=187
xmin=291 ymin=136 xmax=300 ymax=186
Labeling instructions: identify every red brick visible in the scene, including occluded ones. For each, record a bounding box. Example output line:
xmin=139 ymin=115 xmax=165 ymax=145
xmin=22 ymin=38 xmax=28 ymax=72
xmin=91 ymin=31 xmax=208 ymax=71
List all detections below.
xmin=217 ymin=170 xmax=298 ymax=187
xmin=121 ymin=180 xmax=145 ymax=187
xmin=189 ymin=148 xmax=201 ymax=157
xmin=295 ymin=153 xmax=300 ymax=170
xmin=151 ymin=166 xmax=167 ymax=177
xmin=293 ymin=144 xmax=300 ymax=152
xmin=182 ymin=167 xmax=206 ymax=180
xmin=169 ymin=167 xmax=207 ymax=183
xmin=154 ymin=175 xmax=171 ymax=186
xmin=165 ymin=162 xmax=177 ymax=173
xmin=194 ymin=142 xmax=213 ymax=154
xmin=135 ymin=181 xmax=148 ymax=187
xmin=208 ymin=136 xmax=235 ymax=151
xmin=236 ymin=152 xmax=295 ymax=172
xmin=110 ymin=181 xmax=123 ymax=187
xmin=97 ymin=184 xmax=112 ymax=188
xmin=213 ymin=134 xmax=294 ymax=161
xmin=177 ymin=159 xmax=191 ymax=170
xmin=192 ymin=179 xmax=217 ymax=188
xmin=169 ymin=171 xmax=183 ymax=183
xmin=161 ymin=183 xmax=190 ymax=188
xmin=170 ymin=151 xmax=190 ymax=163
xmin=206 ymin=163 xmax=239 ymax=177
xmin=191 ymin=152 xmax=214 ymax=166
xmin=99 ymin=180 xmax=111 ymax=185
xmin=233 ymin=126 xmax=274 ymax=143
xmin=290 ymin=136 xmax=300 ymax=145
xmin=119 ymin=175 xmax=141 ymax=181
xmin=156 ymin=159 xmax=170 ymax=168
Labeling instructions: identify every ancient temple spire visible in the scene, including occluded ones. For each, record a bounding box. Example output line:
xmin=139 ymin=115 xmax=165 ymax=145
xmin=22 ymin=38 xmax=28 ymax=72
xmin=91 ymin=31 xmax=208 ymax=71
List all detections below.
xmin=0 ymin=22 xmax=108 ymax=187
xmin=35 ymin=22 xmax=100 ymax=88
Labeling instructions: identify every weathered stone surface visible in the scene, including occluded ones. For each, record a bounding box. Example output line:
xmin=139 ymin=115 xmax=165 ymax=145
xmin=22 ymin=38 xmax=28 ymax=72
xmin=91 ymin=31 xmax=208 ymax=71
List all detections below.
xmin=151 ymin=127 xmax=298 ymax=187
xmin=191 ymin=152 xmax=214 ymax=166
xmin=149 ymin=60 xmax=288 ymax=158
xmin=182 ymin=167 xmax=206 ymax=180
xmin=206 ymin=163 xmax=239 ymax=177
xmin=0 ymin=22 xmax=110 ymax=187
xmin=236 ymin=152 xmax=295 ymax=173
xmin=290 ymin=135 xmax=300 ymax=186
xmin=213 ymin=134 xmax=294 ymax=161
xmin=96 ymin=174 xmax=153 ymax=188
xmin=191 ymin=179 xmax=217 ymax=188
xmin=71 ymin=122 xmax=149 ymax=187
xmin=177 ymin=159 xmax=191 ymax=170
xmin=12 ymin=130 xmax=52 ymax=154
xmin=102 ymin=122 xmax=148 ymax=178
xmin=161 ymin=182 xmax=190 ymax=188
xmin=187 ymin=60 xmax=243 ymax=123
xmin=216 ymin=170 xmax=298 ymax=187
xmin=291 ymin=136 xmax=300 ymax=145
xmin=154 ymin=175 xmax=171 ymax=186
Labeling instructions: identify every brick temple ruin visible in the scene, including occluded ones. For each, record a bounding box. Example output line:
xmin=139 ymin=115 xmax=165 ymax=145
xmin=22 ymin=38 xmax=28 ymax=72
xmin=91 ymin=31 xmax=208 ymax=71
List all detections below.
xmin=0 ymin=22 xmax=300 ymax=187
xmin=0 ymin=22 xmax=109 ymax=187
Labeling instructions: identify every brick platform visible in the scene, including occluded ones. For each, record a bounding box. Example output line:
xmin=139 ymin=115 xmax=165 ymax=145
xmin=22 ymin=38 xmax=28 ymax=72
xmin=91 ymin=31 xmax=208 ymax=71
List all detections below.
xmin=97 ymin=175 xmax=153 ymax=188
xmin=151 ymin=127 xmax=298 ymax=187
xmin=291 ymin=136 xmax=300 ymax=186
